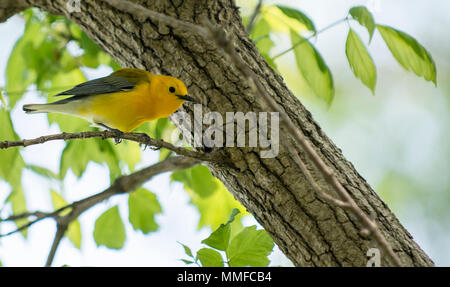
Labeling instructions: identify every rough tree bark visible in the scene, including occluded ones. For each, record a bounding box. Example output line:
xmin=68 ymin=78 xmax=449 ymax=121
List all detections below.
xmin=0 ymin=0 xmax=434 ymax=266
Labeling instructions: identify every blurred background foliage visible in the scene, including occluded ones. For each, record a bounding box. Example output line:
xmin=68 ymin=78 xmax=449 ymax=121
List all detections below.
xmin=0 ymin=0 xmax=448 ymax=266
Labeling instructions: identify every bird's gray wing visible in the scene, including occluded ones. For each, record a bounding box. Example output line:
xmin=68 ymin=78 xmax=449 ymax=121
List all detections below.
xmin=54 ymin=76 xmax=136 ymax=97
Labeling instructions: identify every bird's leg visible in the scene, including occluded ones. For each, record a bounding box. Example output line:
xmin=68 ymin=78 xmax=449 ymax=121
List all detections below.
xmin=98 ymin=123 xmax=124 ymax=144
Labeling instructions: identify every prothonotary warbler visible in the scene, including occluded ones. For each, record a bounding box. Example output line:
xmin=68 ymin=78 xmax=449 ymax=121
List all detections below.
xmin=23 ymin=68 xmax=196 ymax=133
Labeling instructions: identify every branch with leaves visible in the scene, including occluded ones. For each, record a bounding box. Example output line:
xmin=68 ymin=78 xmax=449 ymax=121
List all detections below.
xmin=0 ymin=156 xmax=199 ymax=266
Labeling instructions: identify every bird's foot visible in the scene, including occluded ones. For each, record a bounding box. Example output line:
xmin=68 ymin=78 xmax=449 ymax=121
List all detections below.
xmin=136 ymin=132 xmax=157 ymax=150
xmin=111 ymin=129 xmax=124 ymax=145
xmin=97 ymin=123 xmax=124 ymax=144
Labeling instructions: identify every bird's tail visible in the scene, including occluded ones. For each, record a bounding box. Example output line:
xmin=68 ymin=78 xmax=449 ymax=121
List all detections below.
xmin=23 ymin=103 xmax=55 ymax=114
xmin=23 ymin=101 xmax=80 ymax=115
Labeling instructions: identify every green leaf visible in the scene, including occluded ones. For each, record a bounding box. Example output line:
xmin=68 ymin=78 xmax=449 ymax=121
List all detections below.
xmin=196 ymin=248 xmax=224 ymax=267
xmin=377 ymin=25 xmax=437 ymax=85
xmin=261 ymin=5 xmax=311 ymax=34
xmin=115 ymin=141 xmax=141 ymax=172
xmin=128 ymin=188 xmax=162 ymax=234
xmin=171 ymin=165 xmax=219 ymax=198
xmin=201 ymin=209 xmax=240 ymax=251
xmin=154 ymin=118 xmax=170 ymax=139
xmin=69 ymin=22 xmax=83 ymax=39
xmin=50 ymin=190 xmax=81 ymax=248
xmin=5 ymin=22 xmax=43 ymax=108
xmin=226 ymin=225 xmax=274 ymax=267
xmin=6 ymin=187 xmax=28 ymax=238
xmin=179 ymin=242 xmax=194 ymax=258
xmin=202 ymin=223 xmax=231 ymax=251
xmin=290 ymin=30 xmax=334 ymax=105
xmin=172 ymin=169 xmax=246 ymax=230
xmin=276 ymin=5 xmax=316 ymax=34
xmin=345 ymin=29 xmax=377 ymax=94
xmin=93 ymin=205 xmax=126 ymax=249
xmin=349 ymin=6 xmax=376 ymax=42
xmin=0 ymin=110 xmax=25 ymax=189
xmin=26 ymin=164 xmax=58 ymax=180
xmin=250 ymin=17 xmax=277 ymax=71
xmin=190 ymin=166 xmax=219 ymax=197
xmin=60 ymin=138 xmax=121 ymax=182
xmin=66 ymin=220 xmax=82 ymax=249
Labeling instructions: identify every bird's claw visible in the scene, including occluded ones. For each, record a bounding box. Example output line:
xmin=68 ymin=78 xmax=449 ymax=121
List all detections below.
xmin=110 ymin=129 xmax=123 ymax=145
xmin=136 ymin=133 xmax=155 ymax=150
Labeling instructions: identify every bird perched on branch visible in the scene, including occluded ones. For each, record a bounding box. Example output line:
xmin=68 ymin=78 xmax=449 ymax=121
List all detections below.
xmin=23 ymin=68 xmax=196 ymax=133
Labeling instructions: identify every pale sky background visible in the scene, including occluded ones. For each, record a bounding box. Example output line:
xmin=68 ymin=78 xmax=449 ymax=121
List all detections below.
xmin=0 ymin=0 xmax=449 ymax=266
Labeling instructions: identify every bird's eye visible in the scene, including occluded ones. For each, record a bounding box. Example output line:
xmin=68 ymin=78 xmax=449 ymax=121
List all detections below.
xmin=169 ymin=86 xmax=176 ymax=93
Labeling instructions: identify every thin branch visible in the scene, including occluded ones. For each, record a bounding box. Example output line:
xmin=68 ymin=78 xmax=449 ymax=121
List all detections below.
xmin=101 ymin=0 xmax=402 ymax=266
xmin=102 ymin=0 xmax=209 ymax=37
xmin=45 ymin=222 xmax=67 ymax=267
xmin=287 ymin=142 xmax=350 ymax=208
xmin=0 ymin=207 xmax=68 ymax=237
xmin=271 ymin=17 xmax=349 ymax=60
xmin=0 ymin=130 xmax=224 ymax=163
xmin=246 ymin=0 xmax=263 ymax=34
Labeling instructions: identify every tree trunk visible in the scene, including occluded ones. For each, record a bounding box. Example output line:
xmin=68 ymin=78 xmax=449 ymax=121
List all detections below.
xmin=1 ymin=0 xmax=434 ymax=266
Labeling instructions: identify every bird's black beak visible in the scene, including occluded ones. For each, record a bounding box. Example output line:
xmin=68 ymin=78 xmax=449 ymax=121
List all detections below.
xmin=177 ymin=94 xmax=197 ymax=103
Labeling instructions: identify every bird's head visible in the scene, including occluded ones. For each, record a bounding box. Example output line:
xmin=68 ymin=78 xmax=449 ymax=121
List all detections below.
xmin=161 ymin=76 xmax=196 ymax=104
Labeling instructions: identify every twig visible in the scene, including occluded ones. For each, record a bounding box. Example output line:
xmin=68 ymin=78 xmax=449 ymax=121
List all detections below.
xmin=102 ymin=0 xmax=209 ymax=37
xmin=0 ymin=130 xmax=223 ymax=163
xmin=246 ymin=0 xmax=263 ymax=34
xmin=287 ymin=142 xmax=349 ymax=208
xmin=271 ymin=17 xmax=349 ymax=60
xmin=45 ymin=222 xmax=67 ymax=267
xmin=101 ymin=0 xmax=402 ymax=266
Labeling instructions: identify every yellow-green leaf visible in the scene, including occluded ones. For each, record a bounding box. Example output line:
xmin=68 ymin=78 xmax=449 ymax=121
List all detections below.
xmin=93 ymin=206 xmax=126 ymax=249
xmin=5 ymin=22 xmax=43 ymax=108
xmin=346 ymin=29 xmax=377 ymax=94
xmin=290 ymin=30 xmax=334 ymax=105
xmin=196 ymin=248 xmax=224 ymax=267
xmin=6 ymin=187 xmax=28 ymax=238
xmin=276 ymin=5 xmax=316 ymax=34
xmin=377 ymin=25 xmax=436 ymax=85
xmin=50 ymin=190 xmax=81 ymax=249
xmin=261 ymin=5 xmax=310 ymax=34
xmin=226 ymin=225 xmax=274 ymax=267
xmin=172 ymin=169 xmax=247 ymax=231
xmin=0 ymin=109 xmax=24 ymax=188
xmin=179 ymin=242 xmax=194 ymax=258
xmin=60 ymin=138 xmax=121 ymax=182
xmin=201 ymin=209 xmax=240 ymax=251
xmin=128 ymin=188 xmax=162 ymax=234
xmin=115 ymin=141 xmax=141 ymax=172
xmin=349 ymin=6 xmax=375 ymax=41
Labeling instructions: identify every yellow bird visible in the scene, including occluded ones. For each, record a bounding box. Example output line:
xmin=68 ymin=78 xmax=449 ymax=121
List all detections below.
xmin=23 ymin=68 xmax=196 ymax=133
